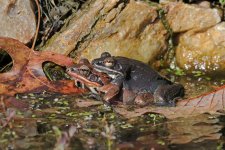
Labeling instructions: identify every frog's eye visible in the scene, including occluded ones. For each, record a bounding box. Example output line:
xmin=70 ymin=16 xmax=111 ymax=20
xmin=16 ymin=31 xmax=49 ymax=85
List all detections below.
xmin=78 ymin=65 xmax=90 ymax=76
xmin=101 ymin=52 xmax=111 ymax=58
xmin=88 ymin=74 xmax=98 ymax=82
xmin=103 ymin=57 xmax=115 ymax=67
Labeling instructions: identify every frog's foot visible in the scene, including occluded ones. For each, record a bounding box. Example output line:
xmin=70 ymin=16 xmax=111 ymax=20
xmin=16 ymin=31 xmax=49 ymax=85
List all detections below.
xmin=98 ymin=83 xmax=120 ymax=103
xmin=134 ymin=93 xmax=154 ymax=107
xmin=153 ymin=84 xmax=184 ymax=107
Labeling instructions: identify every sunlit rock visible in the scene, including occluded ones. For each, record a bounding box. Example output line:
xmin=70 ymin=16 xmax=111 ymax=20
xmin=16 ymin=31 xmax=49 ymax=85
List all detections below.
xmin=42 ymin=0 xmax=108 ymax=54
xmin=42 ymin=0 xmax=168 ymax=63
xmin=79 ymin=1 xmax=168 ymax=63
xmin=42 ymin=0 xmax=224 ymax=74
xmin=165 ymin=2 xmax=221 ymax=32
xmin=160 ymin=0 xmax=178 ymax=3
xmin=0 ymin=0 xmax=36 ymax=44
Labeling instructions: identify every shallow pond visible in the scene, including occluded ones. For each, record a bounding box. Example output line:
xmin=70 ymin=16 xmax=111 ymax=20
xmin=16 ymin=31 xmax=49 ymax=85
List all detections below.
xmin=0 ymin=73 xmax=225 ymax=150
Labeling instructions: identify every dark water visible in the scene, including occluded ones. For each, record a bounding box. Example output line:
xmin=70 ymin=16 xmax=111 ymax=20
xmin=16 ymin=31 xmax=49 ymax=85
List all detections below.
xmin=1 ymin=73 xmax=225 ymax=150
xmin=0 ymin=92 xmax=225 ymax=150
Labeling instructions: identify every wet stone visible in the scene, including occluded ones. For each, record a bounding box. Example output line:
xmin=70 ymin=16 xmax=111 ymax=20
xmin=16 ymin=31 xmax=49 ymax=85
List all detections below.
xmin=176 ymin=22 xmax=225 ymax=73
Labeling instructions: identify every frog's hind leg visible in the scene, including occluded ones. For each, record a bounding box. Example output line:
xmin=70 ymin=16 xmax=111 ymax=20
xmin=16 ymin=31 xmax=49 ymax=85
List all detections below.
xmin=134 ymin=93 xmax=154 ymax=107
xmin=153 ymin=84 xmax=184 ymax=107
xmin=122 ymin=89 xmax=136 ymax=105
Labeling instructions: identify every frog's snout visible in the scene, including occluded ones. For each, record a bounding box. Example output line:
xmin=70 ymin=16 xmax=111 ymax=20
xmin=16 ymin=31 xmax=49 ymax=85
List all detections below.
xmin=66 ymin=67 xmax=77 ymax=73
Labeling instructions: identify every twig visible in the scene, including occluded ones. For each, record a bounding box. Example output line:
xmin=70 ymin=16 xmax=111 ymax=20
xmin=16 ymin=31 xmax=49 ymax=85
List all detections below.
xmin=32 ymin=0 xmax=41 ymax=50
xmin=0 ymin=62 xmax=13 ymax=72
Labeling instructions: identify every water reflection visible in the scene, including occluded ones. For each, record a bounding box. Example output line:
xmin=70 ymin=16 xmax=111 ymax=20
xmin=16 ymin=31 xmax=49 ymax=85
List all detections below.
xmin=1 ymin=94 xmax=225 ymax=149
xmin=168 ymin=114 xmax=224 ymax=150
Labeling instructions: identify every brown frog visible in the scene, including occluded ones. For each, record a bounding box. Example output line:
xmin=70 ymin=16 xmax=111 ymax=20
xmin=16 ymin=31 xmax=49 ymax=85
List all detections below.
xmin=66 ymin=59 xmax=111 ymax=95
xmin=91 ymin=52 xmax=185 ymax=107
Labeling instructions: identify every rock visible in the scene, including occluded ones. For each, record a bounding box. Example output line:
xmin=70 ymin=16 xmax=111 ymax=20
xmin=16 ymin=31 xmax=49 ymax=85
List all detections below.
xmin=42 ymin=0 xmax=110 ymax=54
xmin=197 ymin=1 xmax=211 ymax=8
xmin=78 ymin=1 xmax=168 ymax=63
xmin=42 ymin=0 xmax=168 ymax=64
xmin=165 ymin=2 xmax=221 ymax=32
xmin=42 ymin=0 xmax=224 ymax=74
xmin=176 ymin=22 xmax=225 ymax=73
xmin=159 ymin=0 xmax=177 ymax=3
xmin=164 ymin=2 xmax=224 ymax=73
xmin=0 ymin=0 xmax=36 ymax=44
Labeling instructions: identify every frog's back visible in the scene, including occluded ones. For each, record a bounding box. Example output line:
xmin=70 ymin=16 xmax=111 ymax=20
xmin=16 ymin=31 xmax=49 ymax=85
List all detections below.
xmin=115 ymin=56 xmax=172 ymax=93
xmin=115 ymin=56 xmax=168 ymax=81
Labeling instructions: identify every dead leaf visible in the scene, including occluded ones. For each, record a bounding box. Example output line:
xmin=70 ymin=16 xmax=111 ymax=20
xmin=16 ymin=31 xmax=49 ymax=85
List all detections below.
xmin=74 ymin=98 xmax=103 ymax=108
xmin=114 ymin=85 xmax=225 ymax=119
xmin=0 ymin=37 xmax=85 ymax=97
xmin=0 ymin=96 xmax=29 ymax=111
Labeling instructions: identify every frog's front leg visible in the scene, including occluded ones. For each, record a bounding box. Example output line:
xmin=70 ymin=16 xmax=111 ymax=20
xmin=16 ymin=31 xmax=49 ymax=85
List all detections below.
xmin=98 ymin=83 xmax=120 ymax=102
xmin=98 ymin=73 xmax=126 ymax=102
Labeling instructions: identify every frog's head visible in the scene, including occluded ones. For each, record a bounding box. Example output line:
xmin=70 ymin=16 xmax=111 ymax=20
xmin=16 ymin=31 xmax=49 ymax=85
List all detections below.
xmin=66 ymin=59 xmax=102 ymax=89
xmin=91 ymin=52 xmax=123 ymax=76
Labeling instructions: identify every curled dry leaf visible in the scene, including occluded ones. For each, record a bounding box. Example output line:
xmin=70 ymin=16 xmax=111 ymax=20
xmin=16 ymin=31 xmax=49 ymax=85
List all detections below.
xmin=0 ymin=37 xmax=85 ymax=96
xmin=0 ymin=37 xmax=85 ymax=109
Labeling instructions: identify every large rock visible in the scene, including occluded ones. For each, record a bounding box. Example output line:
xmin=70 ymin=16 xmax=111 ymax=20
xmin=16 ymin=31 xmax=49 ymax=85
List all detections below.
xmin=164 ymin=2 xmax=224 ymax=73
xmin=0 ymin=0 xmax=36 ymax=44
xmin=43 ymin=0 xmax=168 ymax=64
xmin=42 ymin=0 xmax=107 ymax=54
xmin=165 ymin=2 xmax=221 ymax=32
xmin=176 ymin=22 xmax=225 ymax=73
xmin=42 ymin=0 xmax=224 ymax=74
xmin=78 ymin=1 xmax=168 ymax=63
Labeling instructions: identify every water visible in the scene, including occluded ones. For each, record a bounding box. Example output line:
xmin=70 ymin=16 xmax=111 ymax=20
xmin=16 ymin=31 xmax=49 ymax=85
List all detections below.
xmin=0 ymin=74 xmax=225 ymax=149
xmin=0 ymin=92 xmax=224 ymax=150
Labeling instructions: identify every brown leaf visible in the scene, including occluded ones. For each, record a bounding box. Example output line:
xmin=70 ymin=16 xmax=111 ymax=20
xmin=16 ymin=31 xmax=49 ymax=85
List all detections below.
xmin=0 ymin=96 xmax=29 ymax=110
xmin=0 ymin=37 xmax=85 ymax=97
xmin=114 ymin=85 xmax=225 ymax=119
xmin=74 ymin=98 xmax=103 ymax=108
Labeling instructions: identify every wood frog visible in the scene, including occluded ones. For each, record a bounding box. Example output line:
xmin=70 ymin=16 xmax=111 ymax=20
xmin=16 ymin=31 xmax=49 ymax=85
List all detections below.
xmin=91 ymin=52 xmax=184 ymax=107
xmin=66 ymin=58 xmax=111 ymax=95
